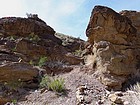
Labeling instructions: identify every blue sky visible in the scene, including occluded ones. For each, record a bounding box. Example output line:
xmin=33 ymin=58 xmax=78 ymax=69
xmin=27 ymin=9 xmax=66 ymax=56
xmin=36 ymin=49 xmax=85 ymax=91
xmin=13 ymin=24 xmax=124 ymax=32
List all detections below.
xmin=0 ymin=0 xmax=140 ymax=40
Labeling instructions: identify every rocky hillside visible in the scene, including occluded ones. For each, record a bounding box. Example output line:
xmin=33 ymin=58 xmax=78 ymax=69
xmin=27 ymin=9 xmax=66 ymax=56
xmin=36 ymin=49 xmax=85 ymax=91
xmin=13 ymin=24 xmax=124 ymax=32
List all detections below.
xmin=0 ymin=16 xmax=86 ymax=105
xmin=0 ymin=6 xmax=140 ymax=105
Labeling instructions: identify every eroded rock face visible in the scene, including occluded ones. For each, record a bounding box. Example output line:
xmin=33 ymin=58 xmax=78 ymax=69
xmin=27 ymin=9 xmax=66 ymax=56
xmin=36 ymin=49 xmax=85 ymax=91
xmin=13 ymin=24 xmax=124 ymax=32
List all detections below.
xmin=16 ymin=39 xmax=47 ymax=60
xmin=0 ymin=16 xmax=85 ymax=104
xmin=86 ymin=5 xmax=140 ymax=89
xmin=0 ymin=62 xmax=39 ymax=86
xmin=120 ymin=10 xmax=140 ymax=35
xmin=86 ymin=6 xmax=136 ymax=44
xmin=0 ymin=17 xmax=54 ymax=36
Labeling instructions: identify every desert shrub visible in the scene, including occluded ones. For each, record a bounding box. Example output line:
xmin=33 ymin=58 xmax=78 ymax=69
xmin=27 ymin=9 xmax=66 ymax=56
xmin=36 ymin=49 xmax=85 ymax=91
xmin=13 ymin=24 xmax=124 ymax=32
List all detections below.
xmin=11 ymin=46 xmax=17 ymax=52
xmin=7 ymin=35 xmax=18 ymax=41
xmin=47 ymin=78 xmax=65 ymax=93
xmin=11 ymin=99 xmax=17 ymax=104
xmin=40 ymin=75 xmax=65 ymax=93
xmin=38 ymin=56 xmax=48 ymax=67
xmin=73 ymin=49 xmax=82 ymax=56
xmin=39 ymin=75 xmax=50 ymax=88
xmin=29 ymin=60 xmax=34 ymax=65
xmin=128 ymin=82 xmax=140 ymax=93
xmin=28 ymin=32 xmax=40 ymax=42
xmin=29 ymin=56 xmax=48 ymax=67
xmin=85 ymin=54 xmax=96 ymax=66
xmin=126 ymin=82 xmax=140 ymax=105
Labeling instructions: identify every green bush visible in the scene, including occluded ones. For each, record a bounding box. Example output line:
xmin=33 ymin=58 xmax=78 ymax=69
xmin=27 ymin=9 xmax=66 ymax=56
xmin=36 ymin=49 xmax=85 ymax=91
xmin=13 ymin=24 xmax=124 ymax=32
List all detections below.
xmin=38 ymin=56 xmax=48 ymax=67
xmin=11 ymin=46 xmax=17 ymax=52
xmin=48 ymin=78 xmax=65 ymax=93
xmin=29 ymin=56 xmax=48 ymax=67
xmin=7 ymin=35 xmax=18 ymax=41
xmin=11 ymin=99 xmax=17 ymax=104
xmin=40 ymin=75 xmax=65 ymax=93
xmin=28 ymin=32 xmax=40 ymax=42
xmin=29 ymin=60 xmax=34 ymax=65
xmin=39 ymin=75 xmax=50 ymax=88
xmin=73 ymin=49 xmax=83 ymax=57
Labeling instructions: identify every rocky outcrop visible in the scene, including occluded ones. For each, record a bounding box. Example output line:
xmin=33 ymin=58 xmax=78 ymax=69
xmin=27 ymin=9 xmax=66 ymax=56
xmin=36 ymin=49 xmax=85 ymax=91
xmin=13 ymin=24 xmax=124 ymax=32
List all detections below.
xmin=0 ymin=17 xmax=84 ymax=64
xmin=0 ymin=17 xmax=62 ymax=45
xmin=86 ymin=5 xmax=140 ymax=89
xmin=55 ymin=33 xmax=85 ymax=52
xmin=0 ymin=16 xmax=85 ymax=104
xmin=0 ymin=62 xmax=39 ymax=87
xmin=0 ymin=17 xmax=54 ymax=36
xmin=120 ymin=10 xmax=140 ymax=35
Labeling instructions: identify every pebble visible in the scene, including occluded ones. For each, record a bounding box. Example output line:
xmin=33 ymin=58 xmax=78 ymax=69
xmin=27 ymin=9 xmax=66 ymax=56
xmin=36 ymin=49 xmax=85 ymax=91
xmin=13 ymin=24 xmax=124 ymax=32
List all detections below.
xmin=114 ymin=91 xmax=123 ymax=96
xmin=124 ymin=101 xmax=129 ymax=105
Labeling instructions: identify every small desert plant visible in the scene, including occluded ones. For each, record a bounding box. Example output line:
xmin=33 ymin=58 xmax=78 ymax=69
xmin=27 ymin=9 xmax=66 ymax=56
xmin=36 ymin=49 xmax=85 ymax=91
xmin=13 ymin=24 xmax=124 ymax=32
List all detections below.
xmin=126 ymin=82 xmax=140 ymax=105
xmin=38 ymin=56 xmax=48 ymax=67
xmin=39 ymin=75 xmax=50 ymax=88
xmin=85 ymin=54 xmax=96 ymax=66
xmin=11 ymin=46 xmax=17 ymax=52
xmin=11 ymin=99 xmax=17 ymax=104
xmin=48 ymin=78 xmax=65 ymax=93
xmin=7 ymin=35 xmax=18 ymax=41
xmin=128 ymin=82 xmax=140 ymax=92
xmin=73 ymin=49 xmax=82 ymax=56
xmin=40 ymin=75 xmax=65 ymax=93
xmin=28 ymin=32 xmax=40 ymax=43
xmin=29 ymin=56 xmax=48 ymax=67
xmin=29 ymin=60 xmax=34 ymax=65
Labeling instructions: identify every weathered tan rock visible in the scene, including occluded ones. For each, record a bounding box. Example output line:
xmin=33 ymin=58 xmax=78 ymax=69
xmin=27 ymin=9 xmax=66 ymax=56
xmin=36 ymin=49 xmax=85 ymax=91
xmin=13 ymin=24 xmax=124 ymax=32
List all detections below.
xmin=16 ymin=39 xmax=47 ymax=60
xmin=108 ymin=93 xmax=124 ymax=104
xmin=120 ymin=10 xmax=140 ymax=35
xmin=0 ymin=62 xmax=38 ymax=83
xmin=55 ymin=33 xmax=85 ymax=52
xmin=86 ymin=6 xmax=136 ymax=44
xmin=0 ymin=17 xmax=54 ymax=36
xmin=86 ymin=5 xmax=139 ymax=89
xmin=0 ymin=17 xmax=62 ymax=45
xmin=65 ymin=53 xmax=83 ymax=65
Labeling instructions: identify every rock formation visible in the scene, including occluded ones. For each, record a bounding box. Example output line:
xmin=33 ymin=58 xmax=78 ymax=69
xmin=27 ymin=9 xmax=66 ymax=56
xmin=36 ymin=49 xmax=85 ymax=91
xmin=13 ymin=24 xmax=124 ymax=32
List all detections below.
xmin=0 ymin=17 xmax=54 ymax=36
xmin=86 ymin=5 xmax=140 ymax=90
xmin=120 ymin=10 xmax=140 ymax=35
xmin=0 ymin=6 xmax=140 ymax=105
xmin=0 ymin=16 xmax=85 ymax=104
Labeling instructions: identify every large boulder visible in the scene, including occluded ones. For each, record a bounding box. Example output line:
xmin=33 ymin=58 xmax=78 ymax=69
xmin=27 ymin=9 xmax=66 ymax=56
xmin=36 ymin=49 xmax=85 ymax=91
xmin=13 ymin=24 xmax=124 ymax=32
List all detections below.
xmin=0 ymin=62 xmax=39 ymax=84
xmin=0 ymin=17 xmax=62 ymax=45
xmin=0 ymin=17 xmax=54 ymax=36
xmin=86 ymin=5 xmax=140 ymax=89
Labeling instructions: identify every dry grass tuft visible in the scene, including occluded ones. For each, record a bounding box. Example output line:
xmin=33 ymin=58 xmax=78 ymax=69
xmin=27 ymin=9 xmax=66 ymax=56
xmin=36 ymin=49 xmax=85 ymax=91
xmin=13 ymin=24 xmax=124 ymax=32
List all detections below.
xmin=126 ymin=82 xmax=140 ymax=105
xmin=128 ymin=82 xmax=140 ymax=93
xmin=85 ymin=54 xmax=96 ymax=65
